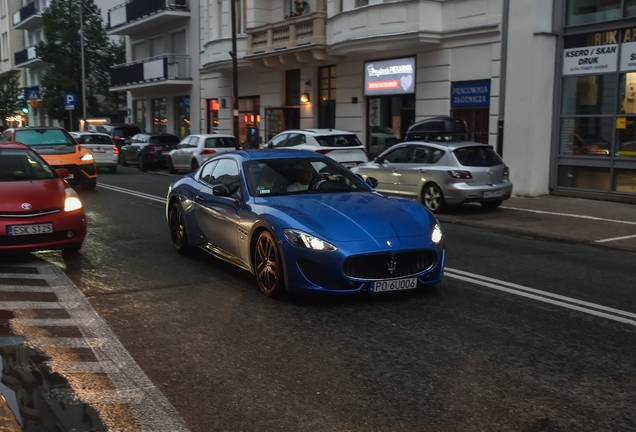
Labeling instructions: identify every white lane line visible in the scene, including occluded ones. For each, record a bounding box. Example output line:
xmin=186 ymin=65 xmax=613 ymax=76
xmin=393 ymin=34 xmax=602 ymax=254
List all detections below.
xmin=445 ymin=267 xmax=636 ymax=326
xmin=97 ymin=183 xmax=166 ymax=204
xmin=501 ymin=205 xmax=636 ymax=226
xmin=595 ymin=234 xmax=636 ymax=243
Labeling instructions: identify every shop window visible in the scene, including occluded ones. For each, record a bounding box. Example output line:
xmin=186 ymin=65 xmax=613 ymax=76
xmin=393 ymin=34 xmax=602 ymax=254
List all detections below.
xmin=133 ymin=100 xmax=146 ymax=132
xmin=614 ymin=168 xmax=636 ymax=192
xmin=208 ymin=99 xmax=219 ymax=133
xmin=286 ymin=69 xmax=300 ymax=106
xmin=566 ymin=0 xmax=621 ymax=26
xmin=557 ymin=165 xmax=610 ymax=190
xmin=560 ymin=117 xmax=613 ymax=156
xmin=562 ymin=75 xmax=617 ymax=115
xmin=152 ymin=98 xmax=167 ymax=133
xmin=318 ymin=65 xmax=336 ymax=129
xmin=174 ymin=96 xmax=190 ymax=139
xmin=627 ymin=0 xmax=636 ymax=17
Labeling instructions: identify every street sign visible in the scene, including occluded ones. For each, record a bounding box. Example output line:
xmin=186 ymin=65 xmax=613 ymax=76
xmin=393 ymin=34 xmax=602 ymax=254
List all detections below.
xmin=29 ymin=100 xmax=38 ymax=107
xmin=64 ymin=93 xmax=76 ymax=110
xmin=27 ymin=89 xmax=40 ymax=100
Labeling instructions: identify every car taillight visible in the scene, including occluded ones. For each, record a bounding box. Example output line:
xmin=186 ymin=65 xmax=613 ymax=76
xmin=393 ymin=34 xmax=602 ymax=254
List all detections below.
xmin=112 ymin=146 xmax=119 ymax=155
xmin=201 ymin=149 xmax=217 ymax=155
xmin=447 ymin=170 xmax=472 ymax=179
xmin=316 ymin=149 xmax=333 ymax=154
xmin=503 ymin=166 xmax=510 ymax=178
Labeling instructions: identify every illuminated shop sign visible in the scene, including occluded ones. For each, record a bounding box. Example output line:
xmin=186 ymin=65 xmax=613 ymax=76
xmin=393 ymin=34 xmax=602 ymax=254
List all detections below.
xmin=364 ymin=57 xmax=415 ymax=96
xmin=451 ymin=81 xmax=490 ymax=107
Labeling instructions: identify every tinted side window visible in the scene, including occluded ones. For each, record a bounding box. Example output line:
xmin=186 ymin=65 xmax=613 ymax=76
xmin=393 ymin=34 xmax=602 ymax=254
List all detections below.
xmin=383 ymin=146 xmax=410 ymax=163
xmin=210 ymin=159 xmax=241 ymax=195
xmin=269 ymin=134 xmax=288 ymax=148
xmin=199 ymin=160 xmax=218 ymax=183
xmin=315 ymin=134 xmax=362 ymax=147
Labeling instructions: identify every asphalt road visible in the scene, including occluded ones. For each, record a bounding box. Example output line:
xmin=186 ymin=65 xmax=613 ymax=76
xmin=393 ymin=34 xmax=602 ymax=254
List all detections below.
xmin=4 ymin=166 xmax=636 ymax=431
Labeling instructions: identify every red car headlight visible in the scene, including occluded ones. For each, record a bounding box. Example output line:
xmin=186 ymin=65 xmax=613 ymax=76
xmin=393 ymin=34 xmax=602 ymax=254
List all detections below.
xmin=64 ymin=187 xmax=83 ymax=212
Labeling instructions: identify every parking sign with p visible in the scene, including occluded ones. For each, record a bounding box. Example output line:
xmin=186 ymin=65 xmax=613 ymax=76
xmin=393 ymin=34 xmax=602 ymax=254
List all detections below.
xmin=64 ymin=93 xmax=76 ymax=110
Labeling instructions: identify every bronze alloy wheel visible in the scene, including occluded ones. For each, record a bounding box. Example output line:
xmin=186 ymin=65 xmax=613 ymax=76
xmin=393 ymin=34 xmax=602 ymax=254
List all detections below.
xmin=423 ymin=183 xmax=446 ymax=214
xmin=168 ymin=203 xmax=190 ymax=254
xmin=254 ymin=231 xmax=285 ymax=297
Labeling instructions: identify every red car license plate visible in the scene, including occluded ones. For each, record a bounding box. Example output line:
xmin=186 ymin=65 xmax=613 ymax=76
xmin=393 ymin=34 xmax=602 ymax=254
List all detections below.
xmin=8 ymin=223 xmax=53 ymax=236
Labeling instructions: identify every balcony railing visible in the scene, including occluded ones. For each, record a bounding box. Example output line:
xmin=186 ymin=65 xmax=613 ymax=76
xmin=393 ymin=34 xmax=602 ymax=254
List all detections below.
xmin=14 ymin=46 xmax=40 ymax=67
xmin=109 ymin=0 xmax=188 ymax=29
xmin=12 ymin=0 xmax=44 ymax=31
xmin=110 ymin=55 xmax=191 ymax=87
xmin=246 ymin=12 xmax=326 ymax=55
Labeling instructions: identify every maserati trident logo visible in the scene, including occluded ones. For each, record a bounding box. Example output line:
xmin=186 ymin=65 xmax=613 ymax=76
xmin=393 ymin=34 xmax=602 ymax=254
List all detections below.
xmin=21 ymin=203 xmax=32 ymax=210
xmin=387 ymin=258 xmax=397 ymax=277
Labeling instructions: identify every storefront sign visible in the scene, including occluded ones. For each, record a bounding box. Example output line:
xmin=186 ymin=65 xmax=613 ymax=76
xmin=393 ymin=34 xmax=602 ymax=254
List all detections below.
xmin=451 ymin=81 xmax=490 ymax=107
xmin=364 ymin=57 xmax=415 ymax=96
xmin=620 ymin=41 xmax=636 ymax=71
xmin=563 ymin=44 xmax=618 ymax=75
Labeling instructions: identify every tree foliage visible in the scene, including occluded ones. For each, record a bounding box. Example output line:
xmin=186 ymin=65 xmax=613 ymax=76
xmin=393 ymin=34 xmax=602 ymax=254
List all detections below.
xmin=37 ymin=0 xmax=125 ymax=122
xmin=0 ymin=73 xmax=22 ymax=124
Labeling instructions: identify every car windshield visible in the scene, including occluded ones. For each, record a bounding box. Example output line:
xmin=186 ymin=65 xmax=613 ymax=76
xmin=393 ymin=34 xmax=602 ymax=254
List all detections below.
xmin=112 ymin=126 xmax=141 ymax=137
xmin=315 ymin=134 xmax=363 ymax=148
xmin=453 ymin=146 xmax=503 ymax=167
xmin=14 ymin=129 xmax=76 ymax=146
xmin=0 ymin=148 xmax=56 ymax=181
xmin=244 ymin=158 xmax=370 ymax=197
xmin=149 ymin=135 xmax=180 ymax=144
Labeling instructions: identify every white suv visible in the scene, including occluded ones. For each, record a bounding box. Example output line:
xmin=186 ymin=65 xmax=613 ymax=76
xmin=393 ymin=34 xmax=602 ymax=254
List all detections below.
xmin=263 ymin=129 xmax=368 ymax=167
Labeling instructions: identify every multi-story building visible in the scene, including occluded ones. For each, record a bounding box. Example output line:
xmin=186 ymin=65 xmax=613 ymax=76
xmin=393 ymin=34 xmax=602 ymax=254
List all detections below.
xmin=107 ymin=0 xmax=198 ymax=139
xmin=106 ymin=0 xmax=636 ymax=202
xmin=0 ymin=0 xmax=24 ymax=127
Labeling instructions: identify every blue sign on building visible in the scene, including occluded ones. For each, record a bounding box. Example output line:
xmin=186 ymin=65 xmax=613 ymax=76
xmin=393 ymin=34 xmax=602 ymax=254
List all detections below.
xmin=451 ymin=81 xmax=491 ymax=107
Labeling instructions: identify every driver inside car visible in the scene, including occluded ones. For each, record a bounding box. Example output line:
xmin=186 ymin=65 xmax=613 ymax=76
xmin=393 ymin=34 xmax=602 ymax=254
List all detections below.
xmin=286 ymin=163 xmax=314 ymax=192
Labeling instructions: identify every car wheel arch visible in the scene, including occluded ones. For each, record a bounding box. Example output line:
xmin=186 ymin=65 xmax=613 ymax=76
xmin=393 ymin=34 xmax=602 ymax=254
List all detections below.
xmin=420 ymin=181 xmax=447 ymax=213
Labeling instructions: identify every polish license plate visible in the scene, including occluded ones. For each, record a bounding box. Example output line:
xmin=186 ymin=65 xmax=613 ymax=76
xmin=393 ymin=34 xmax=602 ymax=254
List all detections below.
xmin=161 ymin=151 xmax=170 ymax=155
xmin=483 ymin=190 xmax=503 ymax=198
xmin=93 ymin=148 xmax=105 ymax=153
xmin=371 ymin=277 xmax=417 ymax=293
xmin=8 ymin=223 xmax=53 ymax=236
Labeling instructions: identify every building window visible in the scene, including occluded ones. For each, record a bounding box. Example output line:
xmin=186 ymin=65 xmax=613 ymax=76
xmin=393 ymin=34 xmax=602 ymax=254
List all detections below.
xmin=133 ymin=100 xmax=146 ymax=131
xmin=1 ymin=33 xmax=7 ymax=61
xmin=355 ymin=0 xmax=368 ymax=7
xmin=207 ymin=99 xmax=219 ymax=133
xmin=318 ymin=65 xmax=336 ymax=129
xmin=152 ymin=98 xmax=167 ymax=133
xmin=285 ymin=69 xmax=300 ymax=106
xmin=566 ymin=0 xmax=621 ymax=26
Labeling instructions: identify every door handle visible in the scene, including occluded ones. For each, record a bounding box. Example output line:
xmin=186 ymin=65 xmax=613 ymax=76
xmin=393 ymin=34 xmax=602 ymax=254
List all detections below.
xmin=195 ymin=195 xmax=204 ymax=202
xmin=418 ymin=169 xmax=426 ymax=174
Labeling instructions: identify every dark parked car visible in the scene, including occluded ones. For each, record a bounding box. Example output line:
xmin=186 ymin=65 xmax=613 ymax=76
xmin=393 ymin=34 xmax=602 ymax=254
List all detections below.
xmin=96 ymin=124 xmax=142 ymax=150
xmin=119 ymin=133 xmax=180 ymax=171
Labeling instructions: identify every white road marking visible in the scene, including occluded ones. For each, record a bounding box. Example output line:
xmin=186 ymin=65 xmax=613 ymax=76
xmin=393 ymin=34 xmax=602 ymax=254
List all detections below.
xmin=595 ymin=234 xmax=636 ymax=243
xmin=0 ymin=261 xmax=190 ymax=431
xmin=445 ymin=267 xmax=636 ymax=326
xmin=97 ymin=183 xmax=167 ymax=204
xmin=501 ymin=205 xmax=636 ymax=244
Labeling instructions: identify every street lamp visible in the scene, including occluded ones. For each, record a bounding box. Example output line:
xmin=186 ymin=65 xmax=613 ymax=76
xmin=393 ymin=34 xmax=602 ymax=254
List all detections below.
xmin=79 ymin=1 xmax=87 ymax=129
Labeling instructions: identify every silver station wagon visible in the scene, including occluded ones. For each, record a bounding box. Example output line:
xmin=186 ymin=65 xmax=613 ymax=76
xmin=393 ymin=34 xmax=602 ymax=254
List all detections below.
xmin=352 ymin=117 xmax=513 ymax=213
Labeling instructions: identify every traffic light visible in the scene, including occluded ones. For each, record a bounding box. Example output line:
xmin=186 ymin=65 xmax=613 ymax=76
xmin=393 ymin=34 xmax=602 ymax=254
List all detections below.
xmin=21 ymin=104 xmax=28 ymax=114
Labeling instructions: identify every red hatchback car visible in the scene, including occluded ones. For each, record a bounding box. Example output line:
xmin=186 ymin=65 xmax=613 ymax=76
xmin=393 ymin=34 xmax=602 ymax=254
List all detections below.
xmin=0 ymin=142 xmax=86 ymax=254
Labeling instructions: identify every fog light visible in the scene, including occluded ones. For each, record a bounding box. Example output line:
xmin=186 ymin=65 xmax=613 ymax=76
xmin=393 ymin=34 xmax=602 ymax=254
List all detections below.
xmin=67 ymin=231 xmax=74 ymax=238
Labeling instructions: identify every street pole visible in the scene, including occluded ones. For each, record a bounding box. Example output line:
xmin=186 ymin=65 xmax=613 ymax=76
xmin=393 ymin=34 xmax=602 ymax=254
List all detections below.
xmin=79 ymin=1 xmax=87 ymax=130
xmin=230 ymin=0 xmax=240 ymax=149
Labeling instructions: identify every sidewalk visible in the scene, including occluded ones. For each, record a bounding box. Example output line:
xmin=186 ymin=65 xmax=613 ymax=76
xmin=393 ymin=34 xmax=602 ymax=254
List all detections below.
xmin=436 ymin=195 xmax=636 ymax=251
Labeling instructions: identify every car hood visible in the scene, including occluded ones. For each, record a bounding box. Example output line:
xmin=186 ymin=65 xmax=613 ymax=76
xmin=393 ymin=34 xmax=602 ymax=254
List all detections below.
xmin=257 ymin=192 xmax=434 ymax=242
xmin=0 ymin=179 xmax=66 ymax=212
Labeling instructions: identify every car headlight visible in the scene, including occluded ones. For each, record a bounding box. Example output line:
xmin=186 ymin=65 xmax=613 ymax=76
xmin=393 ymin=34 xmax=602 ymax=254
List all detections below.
xmin=64 ymin=187 xmax=83 ymax=212
xmin=431 ymin=222 xmax=443 ymax=244
xmin=283 ymin=229 xmax=337 ymax=252
xmin=80 ymin=153 xmax=94 ymax=161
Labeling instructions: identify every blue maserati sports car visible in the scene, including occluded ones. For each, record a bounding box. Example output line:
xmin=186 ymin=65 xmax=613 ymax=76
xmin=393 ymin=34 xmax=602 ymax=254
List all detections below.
xmin=166 ymin=149 xmax=445 ymax=297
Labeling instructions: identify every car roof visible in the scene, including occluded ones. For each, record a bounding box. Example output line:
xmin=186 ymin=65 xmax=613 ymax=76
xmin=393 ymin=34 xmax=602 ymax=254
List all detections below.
xmin=0 ymin=141 xmax=30 ymax=150
xmin=278 ymin=129 xmax=358 ymax=136
xmin=10 ymin=126 xmax=67 ymax=131
xmin=188 ymin=134 xmax=235 ymax=139
xmin=398 ymin=140 xmax=492 ymax=150
xmin=215 ymin=149 xmax=329 ymax=161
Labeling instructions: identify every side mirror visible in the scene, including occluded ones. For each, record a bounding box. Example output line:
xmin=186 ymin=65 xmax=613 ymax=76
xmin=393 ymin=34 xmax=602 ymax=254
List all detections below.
xmin=56 ymin=168 xmax=70 ymax=178
xmin=365 ymin=177 xmax=379 ymax=188
xmin=267 ymin=143 xmax=273 ymax=149
xmin=374 ymin=156 xmax=384 ymax=164
xmin=211 ymin=184 xmax=232 ymax=197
